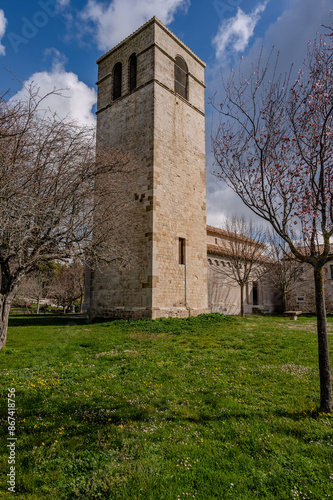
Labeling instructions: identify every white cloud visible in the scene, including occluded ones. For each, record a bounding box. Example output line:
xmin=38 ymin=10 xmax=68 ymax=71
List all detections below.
xmin=206 ymin=177 xmax=261 ymax=227
xmin=207 ymin=0 xmax=333 ymax=223
xmin=0 ymin=9 xmax=8 ymax=56
xmin=57 ymin=0 xmax=71 ymax=7
xmin=213 ymin=2 xmax=267 ymax=59
xmin=10 ymin=52 xmax=96 ymax=127
xmin=80 ymin=0 xmax=189 ymax=51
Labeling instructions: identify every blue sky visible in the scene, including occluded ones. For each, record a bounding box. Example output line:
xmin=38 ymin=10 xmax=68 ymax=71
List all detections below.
xmin=0 ymin=0 xmax=332 ymax=225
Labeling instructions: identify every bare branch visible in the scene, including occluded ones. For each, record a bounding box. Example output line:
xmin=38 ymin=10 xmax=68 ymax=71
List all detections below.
xmin=0 ymin=85 xmax=131 ymax=349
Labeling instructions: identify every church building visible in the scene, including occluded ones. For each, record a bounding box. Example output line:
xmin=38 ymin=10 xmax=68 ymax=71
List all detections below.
xmin=85 ymin=16 xmax=279 ymax=319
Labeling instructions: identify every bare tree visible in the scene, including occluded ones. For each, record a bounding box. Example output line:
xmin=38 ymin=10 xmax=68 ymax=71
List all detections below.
xmin=211 ymin=215 xmax=266 ymax=317
xmin=47 ymin=263 xmax=84 ymax=313
xmin=15 ymin=261 xmax=58 ymax=313
xmin=212 ymin=30 xmax=333 ymax=411
xmin=0 ymin=85 xmax=129 ymax=349
xmin=264 ymin=230 xmax=304 ymax=312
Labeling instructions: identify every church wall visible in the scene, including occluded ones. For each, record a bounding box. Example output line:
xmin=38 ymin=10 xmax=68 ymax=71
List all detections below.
xmin=287 ymin=262 xmax=333 ymax=314
xmin=152 ymin=84 xmax=208 ymax=316
xmin=207 ymin=255 xmax=281 ymax=315
xmin=154 ymin=23 xmax=205 ymax=114
xmin=207 ymin=259 xmax=241 ymax=315
xmin=96 ymin=21 xmax=155 ymax=109
xmin=87 ymin=17 xmax=209 ymax=319
xmin=151 ymin=24 xmax=208 ymax=318
xmin=89 ymin=24 xmax=157 ymax=318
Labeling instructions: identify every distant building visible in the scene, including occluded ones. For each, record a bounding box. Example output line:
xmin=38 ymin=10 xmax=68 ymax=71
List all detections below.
xmin=287 ymin=261 xmax=333 ymax=314
xmin=206 ymin=226 xmax=280 ymax=315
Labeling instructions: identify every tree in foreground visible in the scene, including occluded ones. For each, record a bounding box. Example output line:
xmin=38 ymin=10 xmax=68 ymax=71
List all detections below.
xmin=212 ymin=31 xmax=333 ymax=411
xmin=212 ymin=215 xmax=266 ymax=317
xmin=0 ymin=86 xmax=128 ymax=349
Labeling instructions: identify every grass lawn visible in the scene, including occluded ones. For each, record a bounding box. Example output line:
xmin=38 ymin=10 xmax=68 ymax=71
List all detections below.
xmin=0 ymin=313 xmax=333 ymax=499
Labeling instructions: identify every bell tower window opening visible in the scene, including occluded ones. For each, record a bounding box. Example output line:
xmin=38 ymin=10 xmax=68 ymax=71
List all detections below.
xmin=113 ymin=62 xmax=122 ymax=101
xmin=174 ymin=56 xmax=188 ymax=100
xmin=129 ymin=53 xmax=137 ymax=92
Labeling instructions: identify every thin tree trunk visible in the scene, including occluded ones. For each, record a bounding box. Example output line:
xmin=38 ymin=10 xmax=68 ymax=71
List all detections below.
xmin=282 ymin=290 xmax=287 ymax=312
xmin=0 ymin=294 xmax=13 ymax=350
xmin=314 ymin=266 xmax=332 ymax=412
xmin=240 ymin=285 xmax=245 ymax=317
xmin=0 ymin=263 xmax=18 ymax=350
xmin=37 ymin=297 xmax=40 ymax=315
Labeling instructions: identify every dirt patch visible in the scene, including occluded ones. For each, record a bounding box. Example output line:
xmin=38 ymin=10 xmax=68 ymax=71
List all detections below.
xmin=94 ymin=351 xmax=119 ymax=358
xmin=280 ymin=364 xmax=313 ymax=376
xmin=286 ymin=322 xmax=333 ymax=334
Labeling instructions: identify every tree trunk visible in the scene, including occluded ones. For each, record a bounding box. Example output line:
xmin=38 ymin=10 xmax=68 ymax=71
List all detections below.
xmin=282 ymin=290 xmax=287 ymax=312
xmin=0 ymin=263 xmax=18 ymax=350
xmin=240 ymin=285 xmax=245 ymax=317
xmin=37 ymin=297 xmax=40 ymax=315
xmin=314 ymin=266 xmax=332 ymax=412
xmin=0 ymin=294 xmax=13 ymax=350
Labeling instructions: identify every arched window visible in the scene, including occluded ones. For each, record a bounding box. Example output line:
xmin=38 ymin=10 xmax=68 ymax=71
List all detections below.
xmin=113 ymin=62 xmax=122 ymax=101
xmin=129 ymin=53 xmax=137 ymax=92
xmin=174 ymin=56 xmax=188 ymax=99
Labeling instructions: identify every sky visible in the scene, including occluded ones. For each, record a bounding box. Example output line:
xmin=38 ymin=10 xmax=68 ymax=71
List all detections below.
xmin=0 ymin=0 xmax=332 ymax=227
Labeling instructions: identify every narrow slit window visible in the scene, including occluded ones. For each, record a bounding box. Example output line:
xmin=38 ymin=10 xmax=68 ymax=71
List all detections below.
xmin=113 ymin=62 xmax=122 ymax=101
xmin=129 ymin=53 xmax=137 ymax=92
xmin=253 ymin=281 xmax=258 ymax=306
xmin=179 ymin=238 xmax=185 ymax=265
xmin=174 ymin=56 xmax=188 ymax=100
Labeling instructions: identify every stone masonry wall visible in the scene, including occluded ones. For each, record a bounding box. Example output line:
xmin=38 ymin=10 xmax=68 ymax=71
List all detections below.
xmin=88 ymin=17 xmax=209 ymax=319
xmin=151 ymin=20 xmax=208 ymax=317
xmin=287 ymin=262 xmax=333 ymax=314
xmin=89 ymin=21 xmax=156 ymax=318
xmin=207 ymin=254 xmax=280 ymax=315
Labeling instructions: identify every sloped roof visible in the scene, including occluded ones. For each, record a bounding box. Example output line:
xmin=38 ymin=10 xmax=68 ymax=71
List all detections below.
xmin=97 ymin=16 xmax=205 ymax=67
xmin=206 ymin=225 xmax=265 ymax=248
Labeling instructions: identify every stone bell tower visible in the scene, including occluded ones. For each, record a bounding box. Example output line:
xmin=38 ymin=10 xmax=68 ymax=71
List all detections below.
xmin=87 ymin=16 xmax=208 ymax=319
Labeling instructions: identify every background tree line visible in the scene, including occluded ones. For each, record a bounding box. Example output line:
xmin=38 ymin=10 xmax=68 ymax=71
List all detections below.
xmin=13 ymin=261 xmax=84 ymax=314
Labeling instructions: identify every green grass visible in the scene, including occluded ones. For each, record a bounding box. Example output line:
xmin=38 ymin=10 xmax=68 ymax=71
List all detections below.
xmin=0 ymin=313 xmax=333 ymax=499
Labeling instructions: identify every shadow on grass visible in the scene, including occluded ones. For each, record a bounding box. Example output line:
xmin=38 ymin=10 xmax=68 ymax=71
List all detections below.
xmin=274 ymin=407 xmax=328 ymax=420
xmin=8 ymin=314 xmax=113 ymax=328
xmin=30 ymin=397 xmax=325 ymax=427
xmin=8 ymin=313 xmax=235 ymax=331
xmin=182 ymin=408 xmax=326 ymax=424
